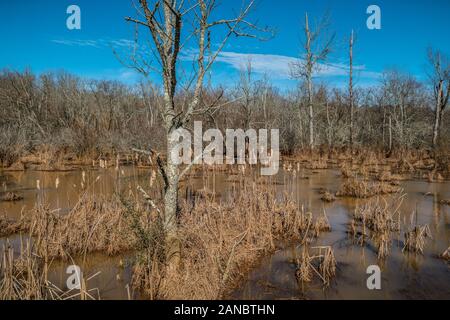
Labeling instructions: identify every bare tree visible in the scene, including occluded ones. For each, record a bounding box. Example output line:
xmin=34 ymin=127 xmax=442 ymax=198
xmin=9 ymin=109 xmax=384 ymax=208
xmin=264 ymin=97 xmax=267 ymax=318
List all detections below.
xmin=291 ymin=12 xmax=334 ymax=151
xmin=428 ymin=48 xmax=450 ymax=149
xmin=348 ymin=30 xmax=355 ymax=149
xmin=122 ymin=0 xmax=270 ymax=265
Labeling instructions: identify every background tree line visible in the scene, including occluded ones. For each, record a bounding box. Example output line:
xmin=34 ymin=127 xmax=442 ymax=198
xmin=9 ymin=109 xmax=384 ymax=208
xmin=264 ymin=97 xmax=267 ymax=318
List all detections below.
xmin=0 ymin=58 xmax=449 ymax=167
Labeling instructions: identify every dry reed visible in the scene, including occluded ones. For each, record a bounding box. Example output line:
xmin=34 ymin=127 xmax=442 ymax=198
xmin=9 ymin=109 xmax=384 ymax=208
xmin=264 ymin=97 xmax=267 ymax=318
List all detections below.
xmin=132 ymin=185 xmax=331 ymax=299
xmin=0 ymin=239 xmax=101 ymax=300
xmin=403 ymin=225 xmax=432 ymax=254
xmin=295 ymin=246 xmax=336 ymax=286
xmin=17 ymin=194 xmax=145 ymax=259
xmin=336 ymin=178 xmax=401 ymax=198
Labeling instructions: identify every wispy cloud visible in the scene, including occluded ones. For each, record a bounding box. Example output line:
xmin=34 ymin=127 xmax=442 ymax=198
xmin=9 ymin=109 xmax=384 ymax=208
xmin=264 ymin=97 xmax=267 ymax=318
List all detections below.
xmin=51 ymin=39 xmax=101 ymax=48
xmin=51 ymin=38 xmax=135 ymax=49
xmin=182 ymin=50 xmax=381 ymax=81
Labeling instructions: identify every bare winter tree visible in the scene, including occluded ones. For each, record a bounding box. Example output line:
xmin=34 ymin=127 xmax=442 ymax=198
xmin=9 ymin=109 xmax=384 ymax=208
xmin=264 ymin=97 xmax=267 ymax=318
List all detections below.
xmin=428 ymin=48 xmax=450 ymax=149
xmin=291 ymin=12 xmax=334 ymax=152
xmin=121 ymin=0 xmax=270 ymax=265
xmin=348 ymin=30 xmax=355 ymax=149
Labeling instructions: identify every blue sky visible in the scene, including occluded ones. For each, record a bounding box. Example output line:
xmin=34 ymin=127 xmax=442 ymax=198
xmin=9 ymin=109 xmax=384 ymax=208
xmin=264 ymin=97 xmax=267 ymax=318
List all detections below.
xmin=1 ymin=0 xmax=449 ymax=90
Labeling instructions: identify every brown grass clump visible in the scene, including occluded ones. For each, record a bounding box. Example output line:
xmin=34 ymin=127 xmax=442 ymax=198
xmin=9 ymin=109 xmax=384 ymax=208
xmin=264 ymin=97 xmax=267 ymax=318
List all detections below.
xmin=353 ymin=197 xmax=402 ymax=233
xmin=376 ymin=171 xmax=404 ymax=182
xmin=0 ymin=240 xmax=101 ymax=300
xmin=0 ymin=215 xmax=24 ymax=237
xmin=132 ymin=185 xmax=331 ymax=299
xmin=349 ymin=195 xmax=404 ymax=259
xmin=321 ymin=191 xmax=336 ymax=203
xmin=340 ymin=163 xmax=354 ymax=179
xmin=440 ymin=247 xmax=450 ymax=261
xmin=313 ymin=210 xmax=331 ymax=237
xmin=403 ymin=225 xmax=432 ymax=254
xmin=0 ymin=241 xmax=48 ymax=300
xmin=336 ymin=178 xmax=401 ymax=198
xmin=18 ymin=194 xmax=144 ymax=259
xmin=295 ymin=247 xmax=312 ymax=283
xmin=0 ymin=192 xmax=23 ymax=202
xmin=306 ymin=159 xmax=328 ymax=170
xmin=295 ymin=246 xmax=336 ymax=286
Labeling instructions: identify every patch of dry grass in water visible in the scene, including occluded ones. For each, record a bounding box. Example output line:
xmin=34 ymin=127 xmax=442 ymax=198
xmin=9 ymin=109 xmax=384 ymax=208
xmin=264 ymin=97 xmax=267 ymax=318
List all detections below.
xmin=349 ymin=195 xmax=403 ymax=259
xmin=0 ymin=192 xmax=23 ymax=202
xmin=320 ymin=191 xmax=336 ymax=203
xmin=0 ymin=215 xmax=24 ymax=237
xmin=440 ymin=247 xmax=450 ymax=261
xmin=0 ymin=239 xmax=101 ymax=300
xmin=132 ymin=185 xmax=332 ymax=299
xmin=403 ymin=225 xmax=432 ymax=254
xmin=336 ymin=178 xmax=401 ymax=198
xmin=295 ymin=246 xmax=336 ymax=286
xmin=17 ymin=194 xmax=145 ymax=259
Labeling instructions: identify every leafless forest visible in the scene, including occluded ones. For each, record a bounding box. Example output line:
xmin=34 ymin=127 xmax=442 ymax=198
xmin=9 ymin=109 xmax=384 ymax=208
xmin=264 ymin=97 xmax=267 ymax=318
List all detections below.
xmin=1 ymin=0 xmax=450 ymax=301
xmin=1 ymin=54 xmax=449 ymax=168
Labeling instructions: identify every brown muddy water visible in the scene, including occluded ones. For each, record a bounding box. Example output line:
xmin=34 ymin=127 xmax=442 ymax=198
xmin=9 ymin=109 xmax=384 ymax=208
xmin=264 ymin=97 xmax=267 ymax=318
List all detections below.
xmin=0 ymin=165 xmax=449 ymax=300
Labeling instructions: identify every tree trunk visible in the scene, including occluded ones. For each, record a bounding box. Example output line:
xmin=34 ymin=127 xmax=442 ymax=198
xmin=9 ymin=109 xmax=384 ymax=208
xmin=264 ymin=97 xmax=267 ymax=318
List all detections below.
xmin=432 ymin=81 xmax=443 ymax=149
xmin=307 ymin=92 xmax=314 ymax=151
xmin=349 ymin=30 xmax=354 ymax=150
xmin=305 ymin=13 xmax=314 ymax=152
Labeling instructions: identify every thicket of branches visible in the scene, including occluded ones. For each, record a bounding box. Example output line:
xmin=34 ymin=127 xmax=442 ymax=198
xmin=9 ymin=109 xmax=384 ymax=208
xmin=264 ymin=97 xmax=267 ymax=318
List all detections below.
xmin=0 ymin=64 xmax=448 ymax=167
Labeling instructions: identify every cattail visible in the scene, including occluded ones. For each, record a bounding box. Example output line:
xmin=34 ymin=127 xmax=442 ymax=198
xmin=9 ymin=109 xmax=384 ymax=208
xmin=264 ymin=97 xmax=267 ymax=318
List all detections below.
xmin=150 ymin=170 xmax=156 ymax=187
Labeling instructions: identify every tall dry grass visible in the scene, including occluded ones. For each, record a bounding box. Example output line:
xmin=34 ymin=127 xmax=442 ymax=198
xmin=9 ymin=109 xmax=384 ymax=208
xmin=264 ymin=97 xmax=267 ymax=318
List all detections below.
xmin=337 ymin=178 xmax=401 ymax=198
xmin=349 ymin=194 xmax=404 ymax=259
xmin=0 ymin=239 xmax=101 ymax=300
xmin=16 ymin=194 xmax=147 ymax=259
xmin=131 ymin=185 xmax=332 ymax=299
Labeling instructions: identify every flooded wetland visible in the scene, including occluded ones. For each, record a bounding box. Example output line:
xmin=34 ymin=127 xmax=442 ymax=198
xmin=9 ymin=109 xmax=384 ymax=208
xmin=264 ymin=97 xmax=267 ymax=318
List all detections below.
xmin=1 ymin=159 xmax=449 ymax=300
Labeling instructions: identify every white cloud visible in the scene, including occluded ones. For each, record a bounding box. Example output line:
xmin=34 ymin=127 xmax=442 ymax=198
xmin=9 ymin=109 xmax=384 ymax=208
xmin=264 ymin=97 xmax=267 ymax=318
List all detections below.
xmin=51 ymin=39 xmax=101 ymax=48
xmin=51 ymin=38 xmax=135 ymax=49
xmin=182 ymin=50 xmax=381 ymax=81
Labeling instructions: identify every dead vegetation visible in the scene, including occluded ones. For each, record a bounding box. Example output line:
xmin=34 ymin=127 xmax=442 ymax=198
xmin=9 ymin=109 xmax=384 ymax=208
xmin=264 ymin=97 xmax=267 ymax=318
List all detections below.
xmin=348 ymin=195 xmax=403 ymax=259
xmin=403 ymin=225 xmax=432 ymax=254
xmin=0 ymin=192 xmax=23 ymax=202
xmin=440 ymin=247 xmax=450 ymax=261
xmin=131 ymin=185 xmax=332 ymax=299
xmin=295 ymin=246 xmax=336 ymax=287
xmin=320 ymin=191 xmax=336 ymax=203
xmin=15 ymin=194 xmax=144 ymax=259
xmin=336 ymin=178 xmax=401 ymax=198
xmin=0 ymin=239 xmax=101 ymax=300
xmin=0 ymin=215 xmax=23 ymax=237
